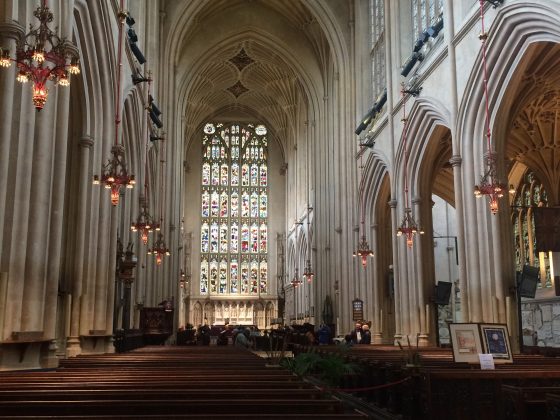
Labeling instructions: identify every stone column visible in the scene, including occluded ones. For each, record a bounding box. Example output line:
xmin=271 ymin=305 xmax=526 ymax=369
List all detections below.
xmin=413 ymin=197 xmax=429 ymax=346
xmin=449 ymin=155 xmax=469 ymax=323
xmin=0 ymin=21 xmax=23 ymax=266
xmin=67 ymin=136 xmax=94 ymax=357
xmin=389 ymin=200 xmax=402 ymax=343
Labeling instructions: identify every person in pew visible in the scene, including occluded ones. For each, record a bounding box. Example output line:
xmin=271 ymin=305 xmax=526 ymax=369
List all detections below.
xmin=198 ymin=323 xmax=211 ymax=345
xmin=218 ymin=324 xmax=234 ymax=345
xmin=235 ymin=328 xmax=253 ymax=349
xmin=317 ymin=324 xmax=332 ymax=345
xmin=360 ymin=324 xmax=371 ymax=345
xmin=350 ymin=322 xmax=363 ymax=345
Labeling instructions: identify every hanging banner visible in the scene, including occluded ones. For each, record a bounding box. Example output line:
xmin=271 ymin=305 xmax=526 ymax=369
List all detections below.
xmin=533 ymin=208 xmax=560 ymax=252
xmin=352 ymin=298 xmax=364 ymax=321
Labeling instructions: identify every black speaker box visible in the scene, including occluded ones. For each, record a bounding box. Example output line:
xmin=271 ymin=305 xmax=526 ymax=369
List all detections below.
xmin=519 ymin=265 xmax=539 ymax=299
xmin=434 ymin=281 xmax=452 ymax=305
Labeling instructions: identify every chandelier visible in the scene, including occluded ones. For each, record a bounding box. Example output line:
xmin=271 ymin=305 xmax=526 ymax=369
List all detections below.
xmin=397 ymin=83 xmax=424 ymax=248
xmin=291 ymin=268 xmax=302 ymax=288
xmin=92 ymin=5 xmax=134 ymax=206
xmin=93 ymin=145 xmax=135 ymax=206
xmin=303 ymin=259 xmax=314 ymax=283
xmin=354 ymin=234 xmax=375 ymax=267
xmin=0 ymin=1 xmax=80 ymax=110
xmin=354 ymin=154 xmax=374 ymax=267
xmin=397 ymin=207 xmax=424 ymax=248
xmin=131 ymin=201 xmax=159 ymax=244
xmin=473 ymin=0 xmax=507 ymax=214
xmin=147 ymin=232 xmax=170 ymax=266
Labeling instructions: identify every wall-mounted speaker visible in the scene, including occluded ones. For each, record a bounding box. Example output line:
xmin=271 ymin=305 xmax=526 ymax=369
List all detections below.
xmin=434 ymin=281 xmax=452 ymax=305
xmin=519 ymin=265 xmax=539 ymax=299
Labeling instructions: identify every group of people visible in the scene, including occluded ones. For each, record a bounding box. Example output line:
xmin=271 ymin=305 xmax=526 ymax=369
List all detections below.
xmin=345 ymin=322 xmax=371 ymax=345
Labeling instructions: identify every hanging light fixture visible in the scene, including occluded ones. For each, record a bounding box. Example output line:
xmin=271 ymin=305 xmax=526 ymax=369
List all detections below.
xmin=131 ymin=75 xmax=158 ymax=242
xmin=396 ymin=83 xmax=424 ymax=248
xmin=291 ymin=267 xmax=302 ymax=288
xmin=148 ymin=134 xmax=170 ymax=265
xmin=0 ymin=1 xmax=80 ymax=110
xmin=353 ymin=153 xmax=374 ymax=267
xmin=473 ymin=0 xmax=507 ymax=214
xmin=303 ymin=134 xmax=314 ymax=282
xmin=147 ymin=232 xmax=170 ymax=266
xmin=303 ymin=256 xmax=314 ymax=283
xmin=131 ymin=201 xmax=158 ymax=244
xmin=92 ymin=4 xmax=134 ymax=206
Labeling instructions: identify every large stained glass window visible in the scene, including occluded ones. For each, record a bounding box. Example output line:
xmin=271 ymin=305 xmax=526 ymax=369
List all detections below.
xmin=200 ymin=123 xmax=268 ymax=295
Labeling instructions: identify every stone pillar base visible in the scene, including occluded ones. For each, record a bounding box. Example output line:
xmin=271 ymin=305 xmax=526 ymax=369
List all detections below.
xmin=418 ymin=333 xmax=430 ymax=347
xmin=41 ymin=340 xmax=60 ymax=368
xmin=373 ymin=332 xmax=383 ymax=345
xmin=393 ymin=334 xmax=403 ymax=346
xmin=106 ymin=336 xmax=115 ymax=353
xmin=66 ymin=336 xmax=82 ymax=357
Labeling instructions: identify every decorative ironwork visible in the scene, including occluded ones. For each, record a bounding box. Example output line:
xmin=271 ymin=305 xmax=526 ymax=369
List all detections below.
xmin=147 ymin=232 xmax=170 ymax=266
xmin=92 ymin=3 xmax=134 ymax=205
xmin=397 ymin=83 xmax=424 ymax=247
xmin=397 ymin=207 xmax=424 ymax=248
xmin=131 ymin=202 xmax=159 ymax=244
xmin=0 ymin=1 xmax=80 ymax=110
xmin=291 ymin=268 xmax=302 ymax=288
xmin=93 ymin=145 xmax=135 ymax=206
xmin=473 ymin=0 xmax=507 ymax=214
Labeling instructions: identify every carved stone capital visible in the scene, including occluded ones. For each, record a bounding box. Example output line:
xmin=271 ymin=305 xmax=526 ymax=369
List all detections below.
xmin=449 ymin=155 xmax=462 ymax=167
xmin=388 ymin=199 xmax=397 ymax=208
xmin=0 ymin=21 xmax=25 ymax=43
xmin=79 ymin=135 xmax=94 ymax=148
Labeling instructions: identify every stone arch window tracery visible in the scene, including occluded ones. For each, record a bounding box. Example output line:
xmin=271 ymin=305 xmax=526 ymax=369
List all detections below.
xmin=369 ymin=0 xmax=385 ymax=99
xmin=412 ymin=0 xmax=443 ymax=40
xmin=512 ymin=170 xmax=551 ymax=287
xmin=200 ymin=123 xmax=268 ymax=296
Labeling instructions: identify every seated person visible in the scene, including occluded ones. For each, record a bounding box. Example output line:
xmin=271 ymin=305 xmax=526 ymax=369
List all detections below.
xmin=234 ymin=328 xmax=253 ymax=349
xmin=360 ymin=324 xmax=371 ymax=344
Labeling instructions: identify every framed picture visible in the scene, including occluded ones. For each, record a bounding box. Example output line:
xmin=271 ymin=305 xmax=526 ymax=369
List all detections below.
xmin=449 ymin=323 xmax=483 ymax=363
xmin=479 ymin=323 xmax=513 ymax=364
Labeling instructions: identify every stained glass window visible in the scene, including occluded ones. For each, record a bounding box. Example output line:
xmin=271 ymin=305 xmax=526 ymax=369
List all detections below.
xmin=200 ymin=123 xmax=268 ymax=294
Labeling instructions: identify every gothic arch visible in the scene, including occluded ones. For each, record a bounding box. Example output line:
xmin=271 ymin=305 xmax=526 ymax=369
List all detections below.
xmin=457 ymin=1 xmax=560 ymax=323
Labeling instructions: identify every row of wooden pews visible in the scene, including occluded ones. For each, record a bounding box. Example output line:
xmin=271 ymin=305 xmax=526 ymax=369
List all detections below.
xmin=0 ymin=346 xmax=367 ymax=419
xmin=293 ymin=344 xmax=560 ymax=419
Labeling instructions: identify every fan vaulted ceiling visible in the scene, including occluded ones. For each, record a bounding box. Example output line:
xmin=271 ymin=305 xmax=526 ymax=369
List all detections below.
xmin=166 ymin=0 xmax=332 ymax=148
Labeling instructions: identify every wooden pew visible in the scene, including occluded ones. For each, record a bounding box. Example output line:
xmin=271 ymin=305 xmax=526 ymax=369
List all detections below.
xmin=0 ymin=346 xmax=367 ymax=419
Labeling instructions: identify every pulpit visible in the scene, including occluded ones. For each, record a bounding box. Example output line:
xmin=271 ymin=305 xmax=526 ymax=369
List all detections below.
xmin=140 ymin=307 xmax=173 ymax=345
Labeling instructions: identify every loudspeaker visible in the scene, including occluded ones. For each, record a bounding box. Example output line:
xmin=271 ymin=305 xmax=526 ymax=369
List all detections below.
xmin=434 ymin=281 xmax=452 ymax=305
xmin=519 ymin=265 xmax=539 ymax=299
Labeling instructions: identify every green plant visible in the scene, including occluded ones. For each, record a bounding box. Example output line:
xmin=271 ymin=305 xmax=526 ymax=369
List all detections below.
xmin=397 ymin=335 xmax=422 ymax=367
xmin=265 ymin=333 xmax=288 ymax=365
xmin=281 ymin=352 xmax=357 ymax=386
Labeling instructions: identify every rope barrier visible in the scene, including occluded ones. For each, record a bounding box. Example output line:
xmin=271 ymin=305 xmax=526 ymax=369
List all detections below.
xmin=318 ymin=376 xmax=412 ymax=393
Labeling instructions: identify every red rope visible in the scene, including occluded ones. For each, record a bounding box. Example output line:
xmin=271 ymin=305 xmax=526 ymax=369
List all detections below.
xmin=318 ymin=376 xmax=411 ymax=393
xmin=114 ymin=0 xmax=125 ymax=145
xmin=479 ymin=0 xmax=492 ymax=155
xmin=401 ymin=85 xmax=410 ymax=209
